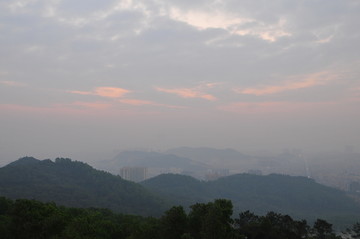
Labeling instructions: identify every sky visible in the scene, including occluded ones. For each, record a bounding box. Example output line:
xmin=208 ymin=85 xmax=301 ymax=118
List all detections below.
xmin=1 ymin=0 xmax=360 ymax=163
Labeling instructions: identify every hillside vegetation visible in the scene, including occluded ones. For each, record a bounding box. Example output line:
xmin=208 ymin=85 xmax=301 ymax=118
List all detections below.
xmin=2 ymin=197 xmax=357 ymax=239
xmin=142 ymin=173 xmax=360 ymax=227
xmin=0 ymin=157 xmax=167 ymax=216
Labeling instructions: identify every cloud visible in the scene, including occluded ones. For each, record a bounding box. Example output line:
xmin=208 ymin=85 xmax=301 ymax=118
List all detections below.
xmin=119 ymin=99 xmax=186 ymax=109
xmin=235 ymin=72 xmax=336 ymax=96
xmin=119 ymin=98 xmax=154 ymax=106
xmin=0 ymin=80 xmax=27 ymax=87
xmin=69 ymin=87 xmax=130 ymax=98
xmin=218 ymin=101 xmax=337 ymax=114
xmin=94 ymin=87 xmax=130 ymax=98
xmin=0 ymin=103 xmax=99 ymax=116
xmin=233 ymin=18 xmax=291 ymax=42
xmin=68 ymin=90 xmax=92 ymax=96
xmin=156 ymin=87 xmax=217 ymax=101
xmin=39 ymin=0 xmax=153 ymax=34
xmin=168 ymin=7 xmax=291 ymax=42
xmin=0 ymin=101 xmax=119 ymax=119
xmin=219 ymin=101 xmax=289 ymax=114
xmin=169 ymin=7 xmax=252 ymax=31
xmin=201 ymin=82 xmax=224 ymax=88
xmin=7 ymin=0 xmax=36 ymax=13
xmin=71 ymin=101 xmax=111 ymax=109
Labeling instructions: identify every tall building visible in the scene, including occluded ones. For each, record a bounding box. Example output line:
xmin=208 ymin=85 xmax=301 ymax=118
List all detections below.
xmin=119 ymin=167 xmax=148 ymax=182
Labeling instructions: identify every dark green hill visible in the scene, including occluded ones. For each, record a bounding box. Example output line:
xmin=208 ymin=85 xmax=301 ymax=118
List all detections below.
xmin=209 ymin=174 xmax=359 ymax=215
xmin=142 ymin=173 xmax=360 ymax=227
xmin=141 ymin=173 xmax=211 ymax=205
xmin=0 ymin=157 xmax=167 ymax=216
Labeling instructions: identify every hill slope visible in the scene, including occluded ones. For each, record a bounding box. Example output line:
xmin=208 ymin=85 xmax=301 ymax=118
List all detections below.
xmin=142 ymin=173 xmax=360 ymax=226
xmin=0 ymin=157 xmax=167 ymax=216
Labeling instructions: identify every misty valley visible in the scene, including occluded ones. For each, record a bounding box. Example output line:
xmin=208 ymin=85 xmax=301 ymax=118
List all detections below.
xmin=94 ymin=147 xmax=360 ymax=193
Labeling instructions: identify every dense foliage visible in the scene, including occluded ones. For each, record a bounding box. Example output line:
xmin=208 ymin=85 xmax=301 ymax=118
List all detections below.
xmin=0 ymin=157 xmax=167 ymax=216
xmin=1 ymin=197 xmax=359 ymax=239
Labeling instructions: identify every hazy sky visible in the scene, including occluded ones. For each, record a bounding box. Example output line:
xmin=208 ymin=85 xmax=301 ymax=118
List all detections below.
xmin=1 ymin=0 xmax=359 ymax=163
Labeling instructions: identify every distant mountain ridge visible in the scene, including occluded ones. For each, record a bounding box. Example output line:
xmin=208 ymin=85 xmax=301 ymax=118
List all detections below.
xmin=93 ymin=148 xmax=312 ymax=181
xmin=166 ymin=147 xmax=250 ymax=160
xmin=0 ymin=157 xmax=167 ymax=216
xmin=95 ymin=150 xmax=209 ymax=178
xmin=166 ymin=147 xmax=252 ymax=165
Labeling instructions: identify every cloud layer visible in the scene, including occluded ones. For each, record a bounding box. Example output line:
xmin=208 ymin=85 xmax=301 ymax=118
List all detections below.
xmin=1 ymin=0 xmax=359 ymax=158
xmin=235 ymin=72 xmax=336 ymax=96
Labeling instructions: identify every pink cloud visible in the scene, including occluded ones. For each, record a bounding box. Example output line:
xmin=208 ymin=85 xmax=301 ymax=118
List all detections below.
xmin=0 ymin=100 xmax=185 ymax=119
xmin=156 ymin=87 xmax=217 ymax=101
xmin=0 ymin=102 xmax=116 ymax=117
xmin=69 ymin=87 xmax=130 ymax=98
xmin=119 ymin=99 xmax=154 ymax=106
xmin=0 ymin=80 xmax=26 ymax=87
xmin=219 ymin=102 xmax=289 ymax=114
xmin=0 ymin=104 xmax=87 ymax=116
xmin=236 ymin=72 xmax=336 ymax=96
xmin=68 ymin=90 xmax=93 ymax=95
xmin=94 ymin=87 xmax=130 ymax=98
xmin=71 ymin=101 xmax=111 ymax=109
xmin=119 ymin=98 xmax=186 ymax=109
xmin=201 ymin=82 xmax=224 ymax=88
xmin=218 ymin=100 xmax=339 ymax=114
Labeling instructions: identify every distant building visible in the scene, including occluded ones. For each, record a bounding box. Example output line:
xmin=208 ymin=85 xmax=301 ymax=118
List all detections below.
xmin=119 ymin=167 xmax=148 ymax=182
xmin=205 ymin=169 xmax=229 ymax=181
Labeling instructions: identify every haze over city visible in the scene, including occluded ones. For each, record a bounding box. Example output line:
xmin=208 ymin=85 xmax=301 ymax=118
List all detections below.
xmin=1 ymin=0 xmax=359 ymax=164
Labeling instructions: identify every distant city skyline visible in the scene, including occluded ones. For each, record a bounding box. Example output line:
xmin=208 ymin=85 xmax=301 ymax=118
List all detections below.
xmin=1 ymin=0 xmax=359 ymax=163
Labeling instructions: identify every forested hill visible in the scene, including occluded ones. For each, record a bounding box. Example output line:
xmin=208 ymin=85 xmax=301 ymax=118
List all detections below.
xmin=0 ymin=157 xmax=167 ymax=216
xmin=141 ymin=173 xmax=360 ymax=226
xmin=1 ymin=157 xmax=360 ymax=228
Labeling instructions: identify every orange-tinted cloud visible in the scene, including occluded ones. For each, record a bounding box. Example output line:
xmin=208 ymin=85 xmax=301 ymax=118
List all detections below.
xmin=156 ymin=87 xmax=217 ymax=101
xmin=69 ymin=87 xmax=130 ymax=98
xmin=236 ymin=72 xmax=335 ymax=96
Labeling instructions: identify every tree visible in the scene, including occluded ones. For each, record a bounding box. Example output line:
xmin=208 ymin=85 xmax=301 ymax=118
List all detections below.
xmin=312 ymin=219 xmax=340 ymax=239
xmin=188 ymin=199 xmax=234 ymax=239
xmin=9 ymin=199 xmax=66 ymax=239
xmin=344 ymin=222 xmax=360 ymax=239
xmin=203 ymin=199 xmax=234 ymax=239
xmin=235 ymin=211 xmax=310 ymax=239
xmin=161 ymin=206 xmax=188 ymax=239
